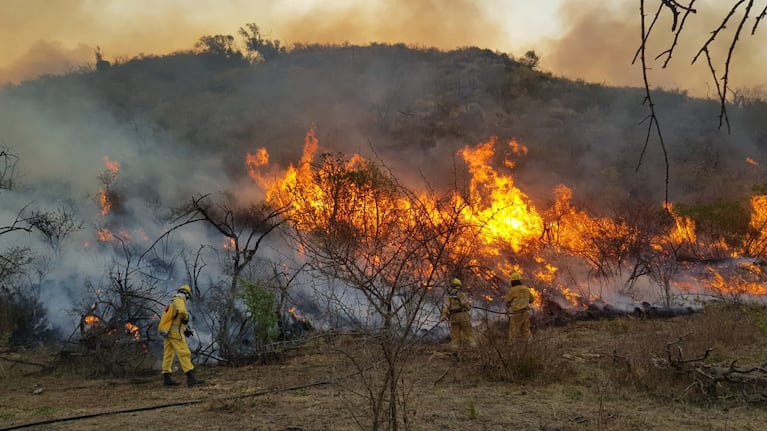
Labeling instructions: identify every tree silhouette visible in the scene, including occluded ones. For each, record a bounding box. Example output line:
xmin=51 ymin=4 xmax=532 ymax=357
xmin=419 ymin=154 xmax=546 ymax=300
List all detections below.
xmin=238 ymin=23 xmax=285 ymax=62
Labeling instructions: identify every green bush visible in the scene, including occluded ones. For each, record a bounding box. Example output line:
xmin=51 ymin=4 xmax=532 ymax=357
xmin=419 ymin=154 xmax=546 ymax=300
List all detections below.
xmin=675 ymin=199 xmax=750 ymax=244
xmin=239 ymin=280 xmax=279 ymax=346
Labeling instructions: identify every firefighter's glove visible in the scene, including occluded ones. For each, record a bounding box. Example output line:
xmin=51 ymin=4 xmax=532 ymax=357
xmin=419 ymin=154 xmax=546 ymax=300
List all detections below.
xmin=184 ymin=328 xmax=194 ymax=337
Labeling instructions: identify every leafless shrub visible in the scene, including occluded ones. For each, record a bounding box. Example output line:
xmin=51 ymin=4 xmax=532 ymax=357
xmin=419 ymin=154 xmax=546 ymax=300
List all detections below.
xmin=473 ymin=320 xmax=569 ymax=383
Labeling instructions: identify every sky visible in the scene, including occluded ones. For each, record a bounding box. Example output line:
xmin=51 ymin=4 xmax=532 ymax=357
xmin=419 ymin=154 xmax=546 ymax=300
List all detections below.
xmin=1 ymin=0 xmax=764 ymax=96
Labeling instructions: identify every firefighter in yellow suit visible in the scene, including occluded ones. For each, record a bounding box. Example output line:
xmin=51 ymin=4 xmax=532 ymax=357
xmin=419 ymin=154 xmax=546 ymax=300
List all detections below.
xmin=503 ymin=272 xmax=533 ymax=343
xmin=159 ymin=285 xmax=205 ymax=387
xmin=440 ymin=278 xmax=477 ymax=349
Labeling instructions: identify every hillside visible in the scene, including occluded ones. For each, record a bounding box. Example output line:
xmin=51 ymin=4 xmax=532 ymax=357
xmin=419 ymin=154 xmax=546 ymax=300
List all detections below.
xmin=3 ymin=43 xmax=766 ymax=211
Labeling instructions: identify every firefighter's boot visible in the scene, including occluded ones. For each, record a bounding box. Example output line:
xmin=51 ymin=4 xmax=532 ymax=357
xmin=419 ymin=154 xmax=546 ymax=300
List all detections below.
xmin=163 ymin=373 xmax=180 ymax=386
xmin=186 ymin=370 xmax=205 ymax=387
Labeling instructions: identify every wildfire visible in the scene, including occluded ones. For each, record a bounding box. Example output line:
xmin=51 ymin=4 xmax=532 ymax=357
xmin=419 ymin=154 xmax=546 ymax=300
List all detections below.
xmin=98 ymin=156 xmax=120 ymax=216
xmin=246 ymin=129 xmax=767 ymax=309
xmin=704 ymin=262 xmax=767 ymax=296
xmin=83 ymin=315 xmax=99 ymax=326
xmin=103 ymin=155 xmax=120 ymax=173
xmin=288 ymin=306 xmax=304 ymax=320
xmin=456 ymin=137 xmax=543 ymax=253
xmin=125 ymin=322 xmax=140 ymax=341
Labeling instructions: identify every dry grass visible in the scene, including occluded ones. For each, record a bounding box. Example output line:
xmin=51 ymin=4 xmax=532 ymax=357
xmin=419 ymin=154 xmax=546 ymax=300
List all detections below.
xmin=1 ymin=307 xmax=767 ymax=430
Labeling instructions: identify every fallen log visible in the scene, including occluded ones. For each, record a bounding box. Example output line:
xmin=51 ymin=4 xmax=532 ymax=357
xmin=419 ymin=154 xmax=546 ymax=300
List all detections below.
xmin=534 ymin=297 xmax=698 ymax=326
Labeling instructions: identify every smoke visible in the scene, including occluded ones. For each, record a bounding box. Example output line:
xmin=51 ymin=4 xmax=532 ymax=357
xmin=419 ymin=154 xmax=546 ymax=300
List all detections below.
xmin=542 ymin=0 xmax=767 ymax=96
xmin=0 ymin=85 xmax=237 ymax=333
xmin=0 ymin=0 xmax=515 ymax=86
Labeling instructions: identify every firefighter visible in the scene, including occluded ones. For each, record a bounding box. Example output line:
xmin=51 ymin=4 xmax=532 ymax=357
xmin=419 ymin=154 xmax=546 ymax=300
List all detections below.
xmin=158 ymin=284 xmax=205 ymax=387
xmin=503 ymin=272 xmax=533 ymax=342
xmin=440 ymin=278 xmax=477 ymax=349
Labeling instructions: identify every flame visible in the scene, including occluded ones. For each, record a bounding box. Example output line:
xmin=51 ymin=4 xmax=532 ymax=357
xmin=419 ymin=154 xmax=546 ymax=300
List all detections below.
xmin=103 ymin=156 xmax=120 ymax=173
xmin=98 ymin=156 xmax=120 ymax=216
xmin=97 ymin=227 xmax=116 ymax=242
xmin=84 ymin=315 xmax=99 ymax=326
xmin=746 ymin=195 xmax=767 ymax=256
xmin=746 ymin=157 xmax=759 ymax=166
xmin=125 ymin=322 xmax=140 ymax=341
xmin=704 ymin=262 xmax=767 ymax=296
xmin=223 ymin=237 xmax=236 ymax=250
xmin=456 ymin=137 xmax=542 ymax=253
xmin=288 ymin=306 xmax=304 ymax=320
xmin=98 ymin=188 xmax=111 ymax=216
xmin=247 ymin=129 xmax=767 ymax=308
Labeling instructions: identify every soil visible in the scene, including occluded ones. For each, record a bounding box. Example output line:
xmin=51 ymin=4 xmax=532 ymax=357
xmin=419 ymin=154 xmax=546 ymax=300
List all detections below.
xmin=1 ymin=316 xmax=765 ymax=431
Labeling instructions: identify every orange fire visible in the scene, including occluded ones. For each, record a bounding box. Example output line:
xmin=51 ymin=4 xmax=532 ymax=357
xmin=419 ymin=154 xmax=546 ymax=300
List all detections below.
xmin=288 ymin=306 xmax=304 ymax=320
xmin=103 ymin=156 xmax=120 ymax=173
xmin=98 ymin=189 xmax=111 ymax=216
xmin=247 ymin=129 xmax=767 ymax=306
xmin=125 ymin=322 xmax=140 ymax=341
xmin=746 ymin=195 xmax=767 ymax=256
xmin=746 ymin=157 xmax=759 ymax=166
xmin=455 ymin=137 xmax=542 ymax=253
xmin=98 ymin=156 xmax=120 ymax=216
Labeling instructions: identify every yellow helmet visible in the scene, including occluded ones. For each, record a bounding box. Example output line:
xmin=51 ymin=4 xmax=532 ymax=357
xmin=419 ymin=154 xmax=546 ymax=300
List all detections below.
xmin=510 ymin=272 xmax=522 ymax=281
xmin=451 ymin=278 xmax=462 ymax=287
xmin=178 ymin=285 xmax=192 ymax=296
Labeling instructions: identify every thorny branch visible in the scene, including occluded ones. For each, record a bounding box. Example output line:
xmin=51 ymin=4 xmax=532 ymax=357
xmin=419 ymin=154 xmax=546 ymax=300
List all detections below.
xmin=636 ymin=0 xmax=672 ymax=203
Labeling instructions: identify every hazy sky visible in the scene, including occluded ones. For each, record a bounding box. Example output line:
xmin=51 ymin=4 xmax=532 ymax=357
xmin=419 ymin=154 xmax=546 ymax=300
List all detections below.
xmin=0 ymin=0 xmax=764 ymax=95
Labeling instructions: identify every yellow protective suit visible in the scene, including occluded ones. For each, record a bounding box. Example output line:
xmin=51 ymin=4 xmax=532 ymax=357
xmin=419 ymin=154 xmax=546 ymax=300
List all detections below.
xmin=161 ymin=294 xmax=194 ymax=374
xmin=441 ymin=291 xmax=477 ymax=348
xmin=503 ymin=282 xmax=533 ymax=342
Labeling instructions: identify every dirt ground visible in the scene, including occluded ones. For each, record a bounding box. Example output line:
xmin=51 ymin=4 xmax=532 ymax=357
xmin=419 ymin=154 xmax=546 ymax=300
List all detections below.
xmin=1 ymin=316 xmax=766 ymax=431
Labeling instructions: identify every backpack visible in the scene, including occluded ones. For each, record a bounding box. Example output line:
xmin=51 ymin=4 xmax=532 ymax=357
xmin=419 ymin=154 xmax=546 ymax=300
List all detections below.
xmin=157 ymin=301 xmax=177 ymax=336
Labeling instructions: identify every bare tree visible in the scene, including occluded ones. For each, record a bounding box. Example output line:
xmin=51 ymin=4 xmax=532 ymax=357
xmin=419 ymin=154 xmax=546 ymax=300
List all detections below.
xmin=27 ymin=206 xmax=83 ymax=256
xmin=272 ymin=152 xmax=468 ymax=430
xmin=74 ymin=232 xmax=175 ymax=375
xmin=0 ymin=147 xmax=18 ymax=191
xmin=170 ymin=193 xmax=289 ymax=359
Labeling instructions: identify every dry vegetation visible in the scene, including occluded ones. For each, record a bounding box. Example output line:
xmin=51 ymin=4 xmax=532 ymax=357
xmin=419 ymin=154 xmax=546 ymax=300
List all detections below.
xmin=2 ymin=304 xmax=767 ymax=431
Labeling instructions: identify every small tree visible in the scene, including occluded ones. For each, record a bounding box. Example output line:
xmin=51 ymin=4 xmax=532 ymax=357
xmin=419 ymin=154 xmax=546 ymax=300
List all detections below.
xmin=195 ymin=34 xmax=245 ymax=64
xmin=269 ymin=149 xmax=466 ymax=430
xmin=27 ymin=206 xmax=83 ymax=257
xmin=519 ymin=50 xmax=540 ymax=69
xmin=238 ymin=23 xmax=286 ymax=62
xmin=240 ymin=279 xmax=279 ymax=348
xmin=170 ymin=193 xmax=289 ymax=360
xmin=0 ymin=147 xmax=18 ymax=191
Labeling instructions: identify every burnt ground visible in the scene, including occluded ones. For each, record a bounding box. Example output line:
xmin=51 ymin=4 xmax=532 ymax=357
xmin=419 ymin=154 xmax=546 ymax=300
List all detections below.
xmin=1 ymin=315 xmax=766 ymax=431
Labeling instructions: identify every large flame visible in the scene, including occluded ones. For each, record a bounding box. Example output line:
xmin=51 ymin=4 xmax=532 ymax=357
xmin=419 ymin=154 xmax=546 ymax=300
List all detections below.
xmin=247 ymin=129 xmax=767 ymax=307
xmin=455 ymin=137 xmax=542 ymax=253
